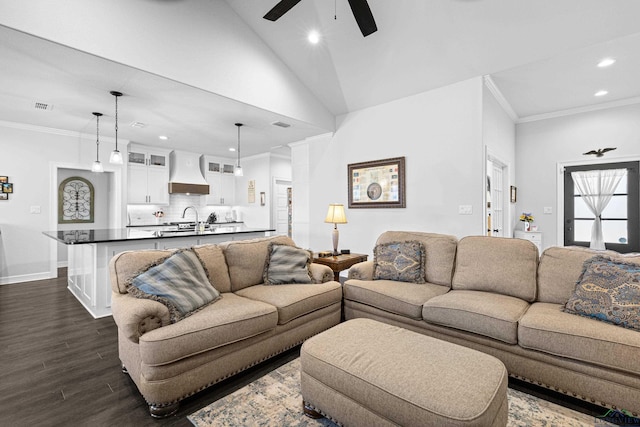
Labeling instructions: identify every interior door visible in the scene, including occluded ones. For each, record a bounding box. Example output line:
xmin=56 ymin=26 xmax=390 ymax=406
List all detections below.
xmin=273 ymin=179 xmax=292 ymax=236
xmin=486 ymin=155 xmax=507 ymax=237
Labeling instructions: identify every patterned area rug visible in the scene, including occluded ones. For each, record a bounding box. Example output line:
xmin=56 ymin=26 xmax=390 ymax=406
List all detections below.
xmin=189 ymin=359 xmax=613 ymax=426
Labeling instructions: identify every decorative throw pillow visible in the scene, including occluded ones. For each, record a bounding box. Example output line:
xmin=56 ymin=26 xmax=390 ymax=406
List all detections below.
xmin=263 ymin=243 xmax=313 ymax=285
xmin=563 ymin=256 xmax=640 ymax=331
xmin=127 ymin=249 xmax=221 ymax=323
xmin=373 ymin=240 xmax=426 ymax=283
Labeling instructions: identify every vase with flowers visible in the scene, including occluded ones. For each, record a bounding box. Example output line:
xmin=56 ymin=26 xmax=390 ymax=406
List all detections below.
xmin=153 ymin=210 xmax=164 ymax=225
xmin=519 ymin=212 xmax=534 ymax=231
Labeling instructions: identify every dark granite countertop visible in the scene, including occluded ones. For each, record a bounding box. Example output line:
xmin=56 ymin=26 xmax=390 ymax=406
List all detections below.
xmin=43 ymin=225 xmax=274 ymax=245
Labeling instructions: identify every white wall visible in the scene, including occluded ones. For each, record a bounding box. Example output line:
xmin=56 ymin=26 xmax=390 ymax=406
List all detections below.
xmin=0 ymin=122 xmax=124 ymax=284
xmin=516 ymin=103 xmax=640 ymax=250
xmin=293 ymin=77 xmax=485 ymax=256
xmin=235 ymin=153 xmax=292 ymax=229
xmin=0 ymin=0 xmax=334 ymax=131
xmin=482 ymin=83 xmax=517 ymax=236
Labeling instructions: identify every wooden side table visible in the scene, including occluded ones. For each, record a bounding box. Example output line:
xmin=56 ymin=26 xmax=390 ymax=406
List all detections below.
xmin=313 ymin=253 xmax=368 ymax=282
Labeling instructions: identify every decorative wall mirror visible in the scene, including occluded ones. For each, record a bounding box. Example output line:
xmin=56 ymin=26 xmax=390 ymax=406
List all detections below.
xmin=58 ymin=176 xmax=95 ymax=223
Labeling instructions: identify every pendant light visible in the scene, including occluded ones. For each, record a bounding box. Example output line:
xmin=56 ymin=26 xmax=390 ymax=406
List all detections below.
xmin=109 ymin=90 xmax=123 ymax=164
xmin=234 ymin=123 xmax=244 ymax=177
xmin=91 ymin=112 xmax=104 ymax=173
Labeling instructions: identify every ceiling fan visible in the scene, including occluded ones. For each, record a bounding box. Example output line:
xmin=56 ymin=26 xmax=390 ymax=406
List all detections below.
xmin=263 ymin=0 xmax=378 ymax=37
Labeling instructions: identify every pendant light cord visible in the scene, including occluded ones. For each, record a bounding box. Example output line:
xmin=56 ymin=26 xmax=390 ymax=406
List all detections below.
xmin=96 ymin=113 xmax=100 ymax=160
xmin=114 ymin=94 xmax=118 ymax=151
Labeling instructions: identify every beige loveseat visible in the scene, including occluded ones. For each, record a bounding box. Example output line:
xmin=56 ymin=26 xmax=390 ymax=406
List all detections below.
xmin=109 ymin=235 xmax=341 ymax=417
xmin=344 ymin=231 xmax=640 ymax=415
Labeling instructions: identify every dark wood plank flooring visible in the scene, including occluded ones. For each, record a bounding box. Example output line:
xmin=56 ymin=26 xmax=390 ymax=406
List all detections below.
xmin=0 ymin=269 xmax=615 ymax=426
xmin=0 ymin=269 xmax=299 ymax=427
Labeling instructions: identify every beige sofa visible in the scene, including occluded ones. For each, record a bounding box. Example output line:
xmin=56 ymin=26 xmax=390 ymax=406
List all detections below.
xmin=344 ymin=231 xmax=640 ymax=415
xmin=109 ymin=235 xmax=341 ymax=417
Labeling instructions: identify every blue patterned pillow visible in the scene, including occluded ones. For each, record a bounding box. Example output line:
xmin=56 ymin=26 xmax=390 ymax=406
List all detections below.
xmin=373 ymin=240 xmax=426 ymax=283
xmin=127 ymin=249 xmax=221 ymax=323
xmin=263 ymin=243 xmax=313 ymax=285
xmin=564 ymin=256 xmax=640 ymax=331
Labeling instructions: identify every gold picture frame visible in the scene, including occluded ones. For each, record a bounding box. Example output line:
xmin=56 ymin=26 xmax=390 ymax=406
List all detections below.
xmin=348 ymin=157 xmax=405 ymax=208
xmin=510 ymin=185 xmax=517 ymax=203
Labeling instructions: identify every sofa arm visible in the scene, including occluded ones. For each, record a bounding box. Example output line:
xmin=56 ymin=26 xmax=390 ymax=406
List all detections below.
xmin=348 ymin=260 xmax=374 ymax=280
xmin=309 ymin=263 xmax=335 ymax=283
xmin=111 ymin=293 xmax=170 ymax=343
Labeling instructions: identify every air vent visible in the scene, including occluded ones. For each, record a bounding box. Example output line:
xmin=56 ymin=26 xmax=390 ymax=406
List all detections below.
xmin=34 ymin=102 xmax=53 ymax=111
xmin=130 ymin=121 xmax=147 ymax=128
xmin=271 ymin=121 xmax=291 ymax=128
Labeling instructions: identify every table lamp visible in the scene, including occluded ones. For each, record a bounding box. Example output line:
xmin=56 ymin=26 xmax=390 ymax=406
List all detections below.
xmin=324 ymin=204 xmax=347 ymax=256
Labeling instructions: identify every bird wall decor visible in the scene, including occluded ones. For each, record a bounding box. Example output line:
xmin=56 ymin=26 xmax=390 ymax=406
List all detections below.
xmin=583 ymin=147 xmax=617 ymax=157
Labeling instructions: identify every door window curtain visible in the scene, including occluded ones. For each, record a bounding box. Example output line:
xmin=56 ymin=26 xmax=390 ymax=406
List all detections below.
xmin=570 ymin=169 xmax=626 ymax=250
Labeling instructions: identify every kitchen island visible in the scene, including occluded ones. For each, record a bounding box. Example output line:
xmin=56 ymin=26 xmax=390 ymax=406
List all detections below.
xmin=44 ymin=225 xmax=275 ymax=318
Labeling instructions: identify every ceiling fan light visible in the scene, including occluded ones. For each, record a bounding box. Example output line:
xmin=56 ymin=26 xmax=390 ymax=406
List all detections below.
xmin=109 ymin=149 xmax=123 ymax=165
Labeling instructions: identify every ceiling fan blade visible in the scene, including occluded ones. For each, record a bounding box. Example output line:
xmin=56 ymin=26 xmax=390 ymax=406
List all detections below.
xmin=263 ymin=0 xmax=303 ymax=21
xmin=347 ymin=0 xmax=377 ymax=37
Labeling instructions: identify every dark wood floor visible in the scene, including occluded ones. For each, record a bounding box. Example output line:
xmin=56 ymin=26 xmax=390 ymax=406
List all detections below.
xmin=0 ymin=269 xmax=299 ymax=427
xmin=1 ymin=269 xmax=615 ymax=427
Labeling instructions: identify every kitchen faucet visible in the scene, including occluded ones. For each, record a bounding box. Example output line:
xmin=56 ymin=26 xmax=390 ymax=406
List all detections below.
xmin=182 ymin=206 xmax=199 ymax=225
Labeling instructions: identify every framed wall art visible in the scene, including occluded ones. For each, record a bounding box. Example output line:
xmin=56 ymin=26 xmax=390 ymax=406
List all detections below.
xmin=58 ymin=176 xmax=95 ymax=223
xmin=510 ymin=186 xmax=517 ymax=203
xmin=348 ymin=156 xmax=405 ymax=208
xmin=2 ymin=182 xmax=13 ymax=193
xmin=0 ymin=193 xmax=7 ymax=200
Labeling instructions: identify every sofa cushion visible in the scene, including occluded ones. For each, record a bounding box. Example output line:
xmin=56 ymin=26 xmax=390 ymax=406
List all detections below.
xmin=235 ymin=281 xmax=342 ymax=325
xmin=139 ymin=292 xmax=278 ymax=365
xmin=519 ymin=302 xmax=640 ymax=376
xmin=537 ymin=246 xmax=640 ymax=304
xmin=376 ymin=231 xmax=457 ymax=286
xmin=564 ymin=256 xmax=640 ymax=331
xmin=452 ymin=236 xmax=538 ymax=302
xmin=221 ymin=235 xmax=295 ymax=291
xmin=373 ymin=240 xmax=426 ymax=283
xmin=192 ymin=244 xmax=232 ymax=293
xmin=263 ymin=243 xmax=313 ymax=285
xmin=422 ymin=290 xmax=530 ymax=344
xmin=344 ymin=279 xmax=449 ymax=320
xmin=127 ymin=249 xmax=221 ymax=323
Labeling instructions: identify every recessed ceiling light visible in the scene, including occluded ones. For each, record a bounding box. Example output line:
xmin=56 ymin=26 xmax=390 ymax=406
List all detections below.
xmin=159 ymin=135 xmax=169 ymax=140
xmin=229 ymin=147 xmax=236 ymax=152
xmin=597 ymin=58 xmax=616 ymax=68
xmin=130 ymin=121 xmax=146 ymax=128
xmin=308 ymin=30 xmax=320 ymax=44
xmin=594 ymin=90 xmax=609 ymax=97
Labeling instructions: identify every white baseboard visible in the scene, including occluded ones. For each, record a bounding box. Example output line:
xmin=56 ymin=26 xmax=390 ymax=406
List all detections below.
xmin=0 ymin=271 xmax=56 ymax=285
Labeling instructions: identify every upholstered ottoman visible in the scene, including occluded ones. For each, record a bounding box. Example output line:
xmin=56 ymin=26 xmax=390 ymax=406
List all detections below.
xmin=301 ymin=318 xmax=508 ymax=426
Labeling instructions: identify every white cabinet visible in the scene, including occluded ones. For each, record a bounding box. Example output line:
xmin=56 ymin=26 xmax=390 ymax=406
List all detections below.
xmin=514 ymin=230 xmax=542 ymax=254
xmin=128 ymin=144 xmax=170 ymax=204
xmin=200 ymin=155 xmax=236 ymax=205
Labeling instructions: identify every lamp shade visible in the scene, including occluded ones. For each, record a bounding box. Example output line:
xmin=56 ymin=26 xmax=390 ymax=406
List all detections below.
xmin=324 ymin=204 xmax=347 ymax=224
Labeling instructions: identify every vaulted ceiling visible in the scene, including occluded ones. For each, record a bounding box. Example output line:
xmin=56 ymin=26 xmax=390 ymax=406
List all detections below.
xmin=1 ymin=0 xmax=639 ymax=157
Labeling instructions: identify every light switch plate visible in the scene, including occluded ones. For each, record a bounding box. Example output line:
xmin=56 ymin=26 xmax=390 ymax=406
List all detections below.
xmin=543 ymin=206 xmax=553 ymax=214
xmin=30 ymin=206 xmax=41 ymax=214
xmin=458 ymin=205 xmax=473 ymax=215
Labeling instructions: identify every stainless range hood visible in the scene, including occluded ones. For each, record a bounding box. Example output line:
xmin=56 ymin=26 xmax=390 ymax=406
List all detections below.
xmin=168 ymin=150 xmax=210 ymax=195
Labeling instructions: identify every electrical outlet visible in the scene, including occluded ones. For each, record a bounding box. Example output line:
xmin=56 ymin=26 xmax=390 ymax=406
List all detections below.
xmin=543 ymin=206 xmax=553 ymax=214
xmin=458 ymin=205 xmax=473 ymax=215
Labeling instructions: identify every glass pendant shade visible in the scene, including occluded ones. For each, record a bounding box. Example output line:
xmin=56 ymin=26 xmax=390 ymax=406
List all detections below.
xmin=109 ymin=91 xmax=124 ymax=164
xmin=109 ymin=150 xmax=123 ymax=164
xmin=92 ymin=160 xmax=104 ymax=173
xmin=235 ymin=123 xmax=243 ymax=177
xmin=92 ymin=112 xmax=104 ymax=173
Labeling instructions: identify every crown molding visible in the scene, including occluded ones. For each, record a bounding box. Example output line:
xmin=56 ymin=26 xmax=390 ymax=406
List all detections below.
xmin=483 ymin=75 xmax=519 ymax=122
xmin=517 ymin=96 xmax=640 ymax=124
xmin=0 ymin=119 xmax=123 ymax=144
